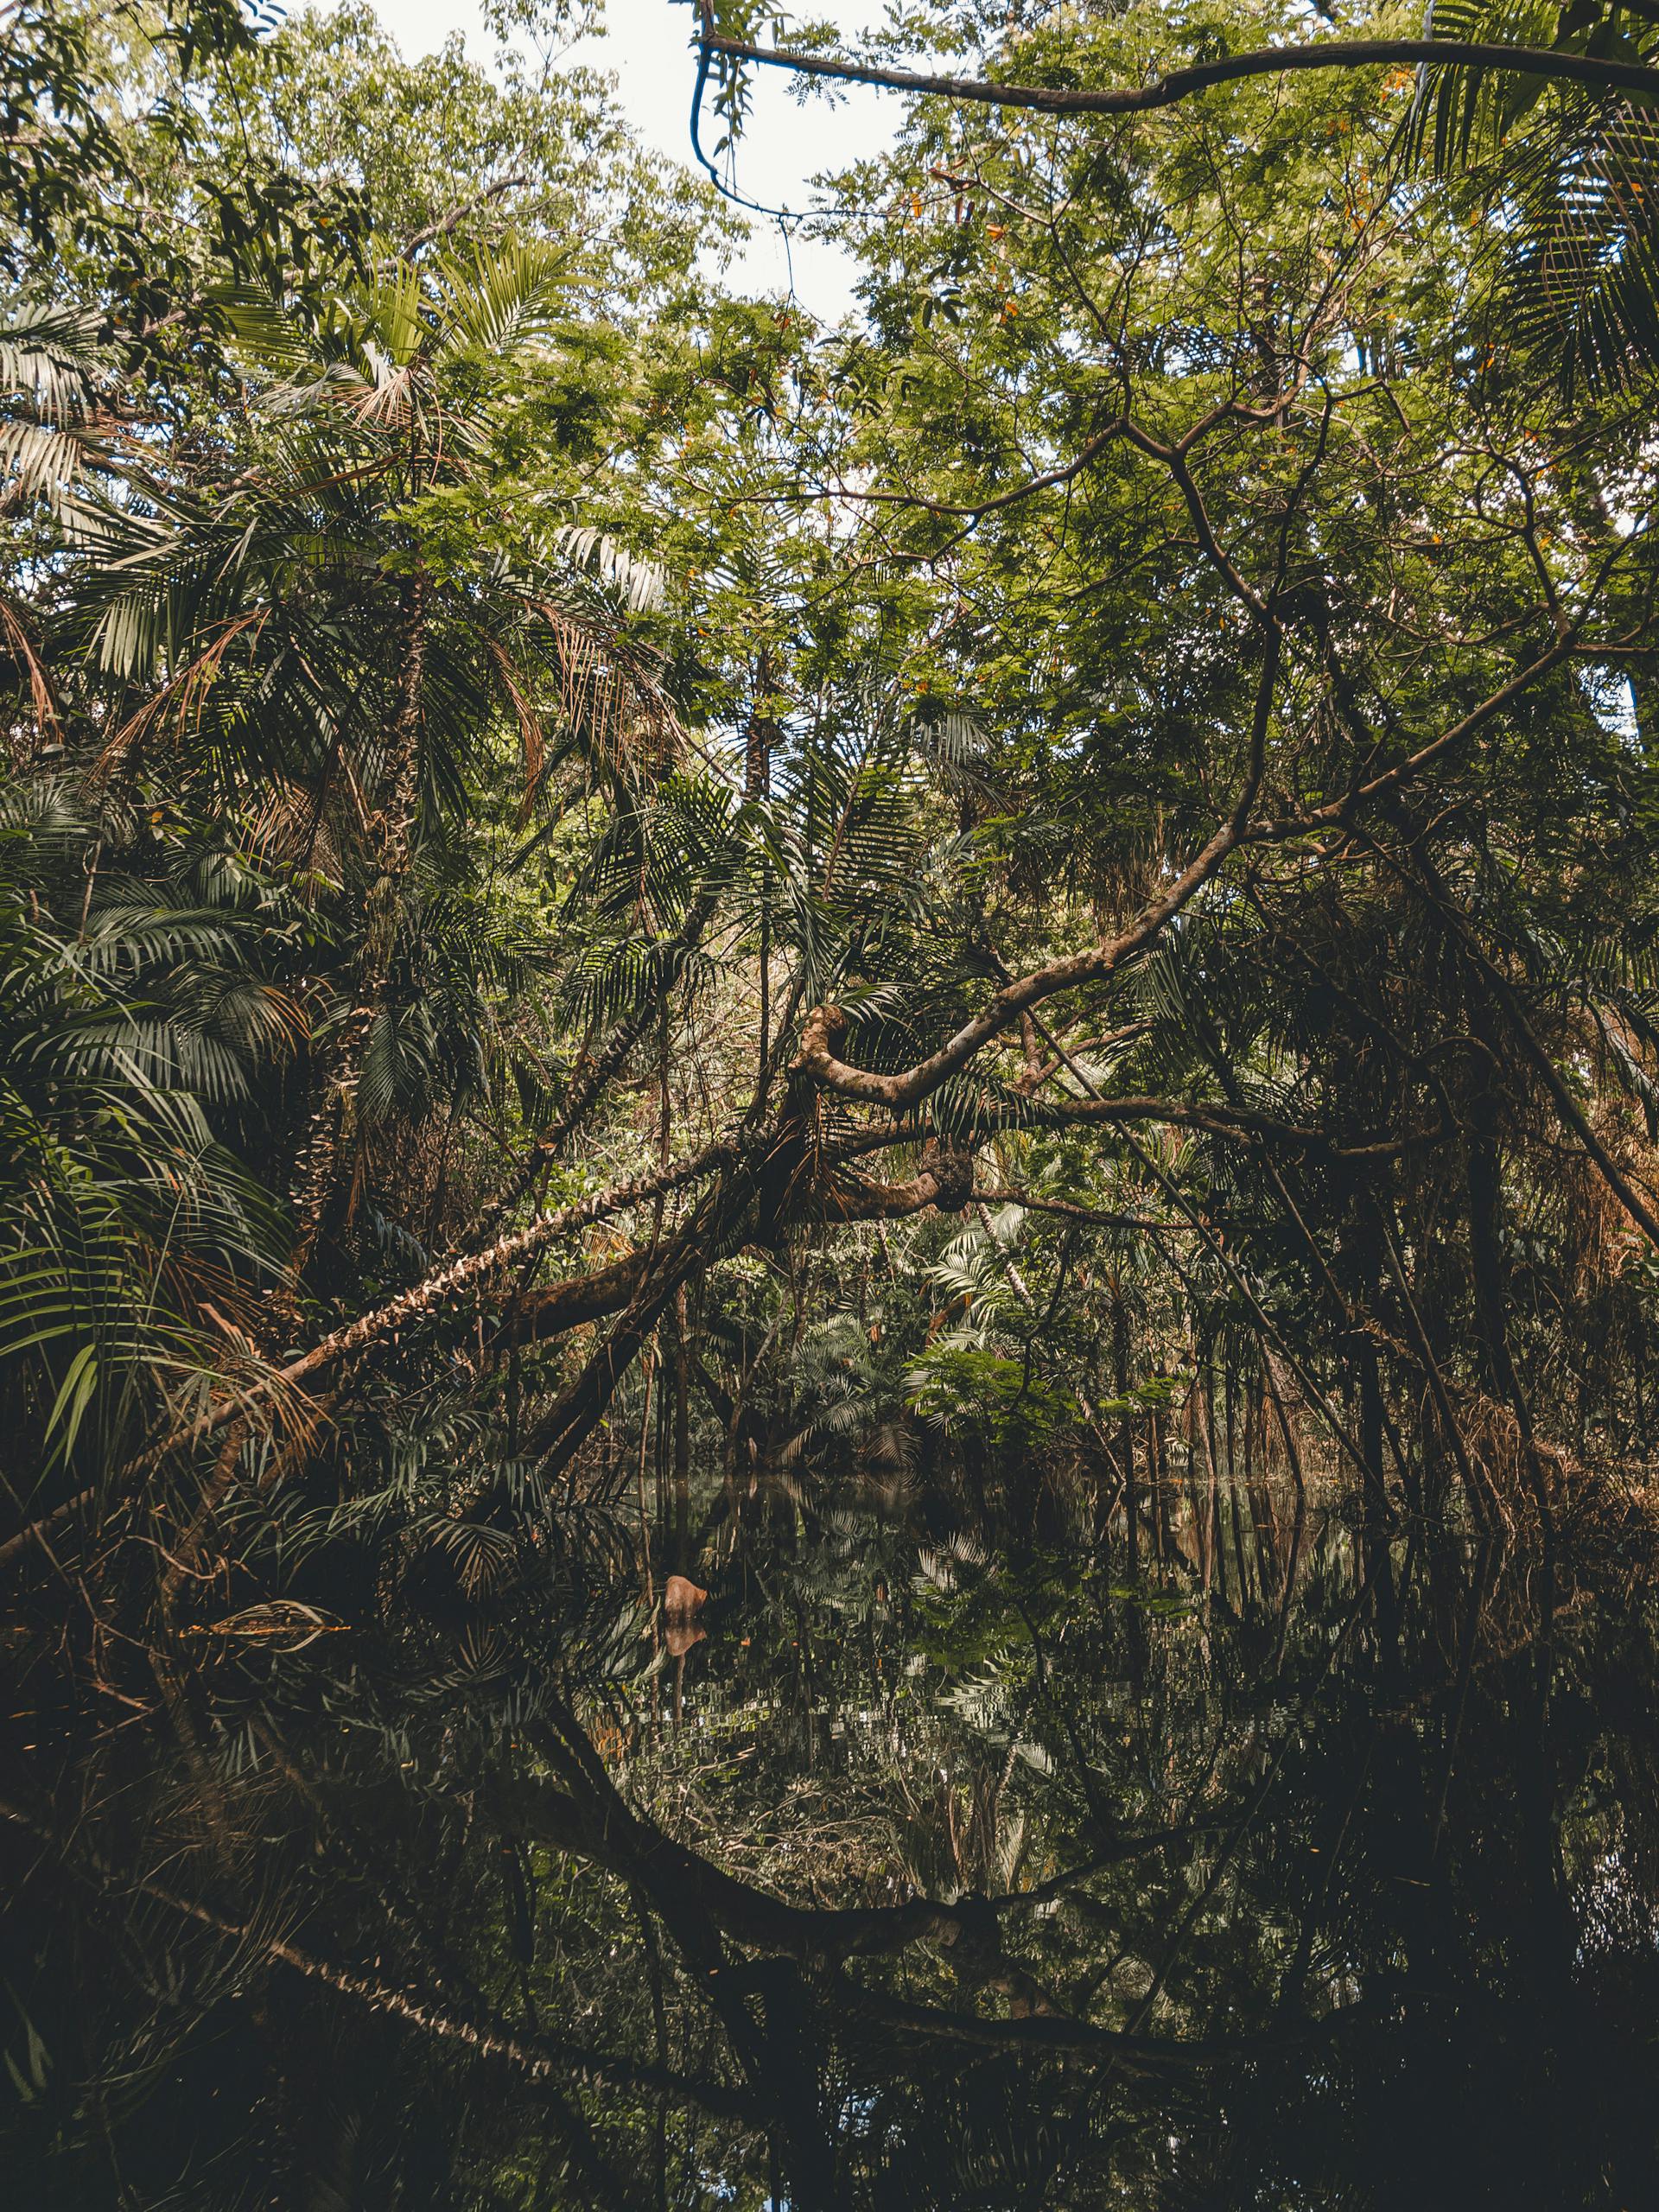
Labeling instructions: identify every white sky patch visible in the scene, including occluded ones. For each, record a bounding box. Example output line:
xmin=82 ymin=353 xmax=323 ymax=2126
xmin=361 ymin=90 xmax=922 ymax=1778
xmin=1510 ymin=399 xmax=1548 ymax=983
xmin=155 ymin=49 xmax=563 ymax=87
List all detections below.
xmin=367 ymin=0 xmax=899 ymax=319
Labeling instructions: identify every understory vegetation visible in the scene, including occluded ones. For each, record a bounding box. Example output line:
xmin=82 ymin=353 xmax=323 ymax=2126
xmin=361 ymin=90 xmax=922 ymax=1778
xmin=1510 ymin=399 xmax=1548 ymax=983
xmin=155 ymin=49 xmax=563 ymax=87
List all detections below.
xmin=3 ymin=0 xmax=1659 ymax=2202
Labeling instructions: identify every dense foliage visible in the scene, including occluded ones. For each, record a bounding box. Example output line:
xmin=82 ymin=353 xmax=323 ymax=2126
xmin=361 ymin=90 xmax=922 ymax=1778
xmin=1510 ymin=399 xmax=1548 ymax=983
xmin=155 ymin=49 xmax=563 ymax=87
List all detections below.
xmin=3 ymin=0 xmax=1658 ymax=2202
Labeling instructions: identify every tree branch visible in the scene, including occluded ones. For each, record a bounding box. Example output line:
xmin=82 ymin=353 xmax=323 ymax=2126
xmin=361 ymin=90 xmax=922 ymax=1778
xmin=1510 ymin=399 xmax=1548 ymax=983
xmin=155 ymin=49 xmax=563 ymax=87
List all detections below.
xmin=699 ymin=27 xmax=1659 ymax=119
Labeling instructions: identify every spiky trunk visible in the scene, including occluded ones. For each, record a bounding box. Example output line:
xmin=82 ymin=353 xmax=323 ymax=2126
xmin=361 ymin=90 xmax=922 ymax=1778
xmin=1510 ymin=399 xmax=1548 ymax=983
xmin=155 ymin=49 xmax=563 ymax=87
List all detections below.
xmin=286 ymin=572 xmax=428 ymax=1297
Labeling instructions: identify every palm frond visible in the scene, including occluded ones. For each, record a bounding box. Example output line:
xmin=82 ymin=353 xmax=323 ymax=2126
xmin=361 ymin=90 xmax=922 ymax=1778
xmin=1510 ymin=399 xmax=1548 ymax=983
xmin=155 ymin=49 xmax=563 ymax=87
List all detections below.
xmin=1408 ymin=0 xmax=1659 ymax=388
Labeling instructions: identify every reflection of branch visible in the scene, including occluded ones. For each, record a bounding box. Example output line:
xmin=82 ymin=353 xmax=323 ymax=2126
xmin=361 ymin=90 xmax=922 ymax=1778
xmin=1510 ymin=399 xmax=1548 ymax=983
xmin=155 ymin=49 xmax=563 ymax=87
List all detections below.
xmin=501 ymin=1764 xmax=1192 ymax=1968
xmin=0 ymin=1796 xmax=759 ymax=2126
xmin=1118 ymin=1565 xmax=1376 ymax=2052
xmin=823 ymin=1973 xmax=1254 ymax=2070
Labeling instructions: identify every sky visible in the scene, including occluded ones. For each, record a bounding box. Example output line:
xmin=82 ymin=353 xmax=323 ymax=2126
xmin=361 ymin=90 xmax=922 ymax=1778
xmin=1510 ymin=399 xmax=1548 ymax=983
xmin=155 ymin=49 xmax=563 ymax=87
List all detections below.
xmin=364 ymin=0 xmax=899 ymax=318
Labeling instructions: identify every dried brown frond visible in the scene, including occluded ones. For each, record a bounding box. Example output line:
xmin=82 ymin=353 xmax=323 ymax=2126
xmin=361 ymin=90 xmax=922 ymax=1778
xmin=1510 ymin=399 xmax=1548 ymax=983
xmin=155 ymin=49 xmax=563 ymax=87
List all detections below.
xmin=93 ymin=607 xmax=273 ymax=777
xmin=528 ymin=597 xmax=684 ymax=784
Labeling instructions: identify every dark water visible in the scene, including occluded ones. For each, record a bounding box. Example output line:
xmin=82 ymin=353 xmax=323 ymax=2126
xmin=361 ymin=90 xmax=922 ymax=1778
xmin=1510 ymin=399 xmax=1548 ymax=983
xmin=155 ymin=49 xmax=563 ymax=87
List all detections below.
xmin=4 ymin=1466 xmax=1657 ymax=2209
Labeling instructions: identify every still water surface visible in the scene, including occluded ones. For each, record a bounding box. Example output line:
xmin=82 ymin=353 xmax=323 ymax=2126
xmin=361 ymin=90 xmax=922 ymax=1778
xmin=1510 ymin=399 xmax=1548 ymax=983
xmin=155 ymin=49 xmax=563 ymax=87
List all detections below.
xmin=4 ymin=1468 xmax=1656 ymax=2208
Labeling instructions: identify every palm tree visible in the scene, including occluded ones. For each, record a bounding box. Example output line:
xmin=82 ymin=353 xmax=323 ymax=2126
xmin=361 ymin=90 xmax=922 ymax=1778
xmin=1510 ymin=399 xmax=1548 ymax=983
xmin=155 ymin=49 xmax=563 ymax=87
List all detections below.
xmin=68 ymin=241 xmax=683 ymax=1299
xmin=0 ymin=776 xmax=294 ymax=1511
xmin=1409 ymin=0 xmax=1659 ymax=391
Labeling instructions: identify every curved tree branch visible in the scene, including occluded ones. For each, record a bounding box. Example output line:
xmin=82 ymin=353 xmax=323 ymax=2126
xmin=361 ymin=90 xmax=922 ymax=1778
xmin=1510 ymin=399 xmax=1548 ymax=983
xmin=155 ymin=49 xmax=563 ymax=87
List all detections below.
xmin=792 ymin=621 xmax=1282 ymax=1109
xmin=698 ymin=26 xmax=1659 ymax=119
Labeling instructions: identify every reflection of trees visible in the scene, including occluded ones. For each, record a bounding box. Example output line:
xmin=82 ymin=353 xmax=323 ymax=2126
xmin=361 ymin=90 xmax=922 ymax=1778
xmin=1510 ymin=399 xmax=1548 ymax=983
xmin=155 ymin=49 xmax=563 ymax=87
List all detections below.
xmin=3 ymin=1488 xmax=1656 ymax=2209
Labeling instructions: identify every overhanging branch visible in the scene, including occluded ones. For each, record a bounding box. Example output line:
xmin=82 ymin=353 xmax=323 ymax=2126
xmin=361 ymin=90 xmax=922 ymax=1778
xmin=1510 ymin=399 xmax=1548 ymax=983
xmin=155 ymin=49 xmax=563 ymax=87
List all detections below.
xmin=698 ymin=26 xmax=1659 ymax=118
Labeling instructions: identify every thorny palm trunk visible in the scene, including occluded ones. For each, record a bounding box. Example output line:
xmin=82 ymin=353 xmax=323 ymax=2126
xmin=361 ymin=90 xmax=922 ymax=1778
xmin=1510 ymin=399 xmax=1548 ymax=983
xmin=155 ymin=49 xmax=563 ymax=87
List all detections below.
xmin=287 ymin=573 xmax=429 ymax=1294
xmin=747 ymin=649 xmax=776 ymax=1094
xmin=671 ymin=1284 xmax=691 ymax=1573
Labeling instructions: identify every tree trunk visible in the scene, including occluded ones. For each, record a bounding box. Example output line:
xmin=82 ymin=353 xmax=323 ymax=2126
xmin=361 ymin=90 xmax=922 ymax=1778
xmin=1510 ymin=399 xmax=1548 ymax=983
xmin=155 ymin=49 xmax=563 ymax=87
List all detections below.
xmin=287 ymin=570 xmax=428 ymax=1294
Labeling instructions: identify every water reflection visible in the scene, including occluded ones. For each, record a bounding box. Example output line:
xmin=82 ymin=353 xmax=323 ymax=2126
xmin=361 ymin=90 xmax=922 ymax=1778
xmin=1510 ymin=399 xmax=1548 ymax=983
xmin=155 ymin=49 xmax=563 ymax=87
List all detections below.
xmin=3 ymin=1465 xmax=1656 ymax=2209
